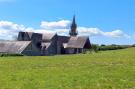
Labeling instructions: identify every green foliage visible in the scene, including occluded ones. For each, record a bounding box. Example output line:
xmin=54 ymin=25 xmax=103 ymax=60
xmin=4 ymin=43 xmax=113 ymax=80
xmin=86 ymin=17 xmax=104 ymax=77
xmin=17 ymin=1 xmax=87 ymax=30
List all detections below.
xmin=91 ymin=44 xmax=99 ymax=53
xmin=131 ymin=44 xmax=135 ymax=47
xmin=0 ymin=53 xmax=24 ymax=57
xmin=89 ymin=44 xmax=130 ymax=53
xmin=99 ymin=45 xmax=126 ymax=51
xmin=0 ymin=47 xmax=135 ymax=88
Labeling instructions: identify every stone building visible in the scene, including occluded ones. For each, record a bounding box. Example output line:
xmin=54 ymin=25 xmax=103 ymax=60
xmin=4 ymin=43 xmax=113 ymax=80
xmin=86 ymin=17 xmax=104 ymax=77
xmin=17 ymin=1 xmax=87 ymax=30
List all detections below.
xmin=0 ymin=16 xmax=91 ymax=56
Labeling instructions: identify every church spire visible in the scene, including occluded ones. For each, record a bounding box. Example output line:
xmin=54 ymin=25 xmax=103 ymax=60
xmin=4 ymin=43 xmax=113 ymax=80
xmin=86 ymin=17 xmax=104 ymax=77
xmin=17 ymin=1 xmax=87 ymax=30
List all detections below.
xmin=69 ymin=15 xmax=78 ymax=36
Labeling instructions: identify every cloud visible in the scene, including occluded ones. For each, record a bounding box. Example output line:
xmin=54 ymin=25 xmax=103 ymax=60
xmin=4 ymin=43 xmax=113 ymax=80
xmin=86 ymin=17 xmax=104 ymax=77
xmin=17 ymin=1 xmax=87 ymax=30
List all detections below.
xmin=77 ymin=27 xmax=130 ymax=38
xmin=77 ymin=27 xmax=103 ymax=36
xmin=40 ymin=20 xmax=71 ymax=29
xmin=0 ymin=21 xmax=25 ymax=31
xmin=0 ymin=20 xmax=70 ymax=40
xmin=40 ymin=20 xmax=130 ymax=38
xmin=0 ymin=20 xmax=132 ymax=40
xmin=40 ymin=20 xmax=71 ymax=35
xmin=0 ymin=21 xmax=26 ymax=40
xmin=104 ymin=30 xmax=126 ymax=38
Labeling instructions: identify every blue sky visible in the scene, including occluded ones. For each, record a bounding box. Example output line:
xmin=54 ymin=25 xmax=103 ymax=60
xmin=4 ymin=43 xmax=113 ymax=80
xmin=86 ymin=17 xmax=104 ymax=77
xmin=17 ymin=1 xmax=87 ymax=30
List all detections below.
xmin=0 ymin=0 xmax=135 ymax=44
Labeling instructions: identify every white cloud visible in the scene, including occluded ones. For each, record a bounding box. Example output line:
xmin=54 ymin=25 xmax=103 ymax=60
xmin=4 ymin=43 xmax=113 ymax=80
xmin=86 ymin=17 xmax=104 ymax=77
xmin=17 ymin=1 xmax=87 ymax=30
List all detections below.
xmin=39 ymin=20 xmax=71 ymax=35
xmin=77 ymin=27 xmax=103 ymax=36
xmin=0 ymin=21 xmax=25 ymax=31
xmin=103 ymin=30 xmax=131 ymax=38
xmin=0 ymin=20 xmax=132 ymax=40
xmin=77 ymin=27 xmax=130 ymax=38
xmin=104 ymin=30 xmax=125 ymax=38
xmin=0 ymin=21 xmax=26 ymax=40
xmin=40 ymin=20 xmax=71 ymax=29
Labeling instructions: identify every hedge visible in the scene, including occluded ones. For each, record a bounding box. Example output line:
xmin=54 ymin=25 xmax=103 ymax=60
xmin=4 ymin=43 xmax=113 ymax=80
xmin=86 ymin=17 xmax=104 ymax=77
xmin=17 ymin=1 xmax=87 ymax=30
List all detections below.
xmin=0 ymin=53 xmax=24 ymax=57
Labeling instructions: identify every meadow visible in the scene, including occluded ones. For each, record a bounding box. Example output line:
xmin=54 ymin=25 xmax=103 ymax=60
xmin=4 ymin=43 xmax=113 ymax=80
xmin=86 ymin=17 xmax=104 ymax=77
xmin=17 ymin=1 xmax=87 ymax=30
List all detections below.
xmin=0 ymin=47 xmax=135 ymax=89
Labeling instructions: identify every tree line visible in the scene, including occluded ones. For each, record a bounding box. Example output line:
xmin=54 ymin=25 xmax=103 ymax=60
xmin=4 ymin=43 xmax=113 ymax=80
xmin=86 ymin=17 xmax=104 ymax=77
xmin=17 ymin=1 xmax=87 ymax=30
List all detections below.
xmin=89 ymin=44 xmax=135 ymax=53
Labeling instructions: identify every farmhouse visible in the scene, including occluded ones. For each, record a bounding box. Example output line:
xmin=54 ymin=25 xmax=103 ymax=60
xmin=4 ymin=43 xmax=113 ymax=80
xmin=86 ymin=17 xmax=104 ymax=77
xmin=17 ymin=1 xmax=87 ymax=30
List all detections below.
xmin=0 ymin=16 xmax=91 ymax=56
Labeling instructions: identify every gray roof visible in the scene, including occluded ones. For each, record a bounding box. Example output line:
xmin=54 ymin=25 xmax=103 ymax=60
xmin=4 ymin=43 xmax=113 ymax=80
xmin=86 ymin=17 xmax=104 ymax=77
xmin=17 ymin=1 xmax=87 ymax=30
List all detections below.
xmin=57 ymin=36 xmax=70 ymax=43
xmin=27 ymin=32 xmax=34 ymax=39
xmin=0 ymin=41 xmax=31 ymax=54
xmin=42 ymin=33 xmax=56 ymax=41
xmin=66 ymin=36 xmax=90 ymax=48
xmin=41 ymin=42 xmax=51 ymax=49
xmin=27 ymin=32 xmax=42 ymax=40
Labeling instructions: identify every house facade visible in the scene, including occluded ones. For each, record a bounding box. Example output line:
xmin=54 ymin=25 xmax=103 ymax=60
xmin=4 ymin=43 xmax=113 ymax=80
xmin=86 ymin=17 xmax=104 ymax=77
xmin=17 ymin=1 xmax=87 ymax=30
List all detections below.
xmin=0 ymin=16 xmax=91 ymax=56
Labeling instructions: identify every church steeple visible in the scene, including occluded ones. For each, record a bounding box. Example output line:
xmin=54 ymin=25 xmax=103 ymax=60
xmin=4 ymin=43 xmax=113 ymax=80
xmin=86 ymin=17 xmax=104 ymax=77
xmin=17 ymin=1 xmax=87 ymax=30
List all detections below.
xmin=69 ymin=15 xmax=78 ymax=36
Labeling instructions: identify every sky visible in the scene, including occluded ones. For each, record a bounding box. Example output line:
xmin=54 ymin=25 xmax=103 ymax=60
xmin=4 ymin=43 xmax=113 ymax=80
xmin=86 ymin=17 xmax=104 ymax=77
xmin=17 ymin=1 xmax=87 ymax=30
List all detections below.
xmin=0 ymin=0 xmax=135 ymax=45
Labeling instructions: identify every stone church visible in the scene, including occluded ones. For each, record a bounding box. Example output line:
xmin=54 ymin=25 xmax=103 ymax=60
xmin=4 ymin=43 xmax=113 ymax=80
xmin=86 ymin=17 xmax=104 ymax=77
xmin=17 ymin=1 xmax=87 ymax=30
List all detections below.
xmin=0 ymin=16 xmax=91 ymax=56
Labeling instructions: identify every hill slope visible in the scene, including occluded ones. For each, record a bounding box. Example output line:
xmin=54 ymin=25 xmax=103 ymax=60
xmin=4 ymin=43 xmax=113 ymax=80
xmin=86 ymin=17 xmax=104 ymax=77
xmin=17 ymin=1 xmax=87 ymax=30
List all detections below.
xmin=0 ymin=48 xmax=135 ymax=89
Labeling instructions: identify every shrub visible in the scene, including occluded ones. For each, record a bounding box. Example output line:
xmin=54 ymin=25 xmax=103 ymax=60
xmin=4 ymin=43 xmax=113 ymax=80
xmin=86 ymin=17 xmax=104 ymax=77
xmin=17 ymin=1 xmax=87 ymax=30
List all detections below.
xmin=89 ymin=44 xmax=99 ymax=53
xmin=0 ymin=53 xmax=24 ymax=57
xmin=132 ymin=44 xmax=135 ymax=47
xmin=98 ymin=45 xmax=130 ymax=51
xmin=88 ymin=44 xmax=130 ymax=53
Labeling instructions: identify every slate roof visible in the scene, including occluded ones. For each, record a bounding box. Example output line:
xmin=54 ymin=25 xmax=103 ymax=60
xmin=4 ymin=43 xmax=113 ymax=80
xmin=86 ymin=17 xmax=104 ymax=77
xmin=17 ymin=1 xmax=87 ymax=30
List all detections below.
xmin=0 ymin=41 xmax=31 ymax=54
xmin=66 ymin=36 xmax=90 ymax=48
xmin=41 ymin=42 xmax=51 ymax=49
xmin=26 ymin=32 xmax=42 ymax=40
xmin=57 ymin=36 xmax=70 ymax=43
xmin=42 ymin=33 xmax=56 ymax=41
xmin=27 ymin=32 xmax=34 ymax=39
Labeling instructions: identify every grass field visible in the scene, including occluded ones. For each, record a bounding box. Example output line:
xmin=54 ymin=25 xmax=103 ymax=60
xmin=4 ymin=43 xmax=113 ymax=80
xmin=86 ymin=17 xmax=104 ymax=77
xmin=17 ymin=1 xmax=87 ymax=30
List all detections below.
xmin=0 ymin=48 xmax=135 ymax=89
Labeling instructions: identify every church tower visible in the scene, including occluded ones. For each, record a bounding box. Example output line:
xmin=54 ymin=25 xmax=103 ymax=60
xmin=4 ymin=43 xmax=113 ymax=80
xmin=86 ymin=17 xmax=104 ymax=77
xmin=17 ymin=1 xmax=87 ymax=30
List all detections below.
xmin=69 ymin=15 xmax=78 ymax=36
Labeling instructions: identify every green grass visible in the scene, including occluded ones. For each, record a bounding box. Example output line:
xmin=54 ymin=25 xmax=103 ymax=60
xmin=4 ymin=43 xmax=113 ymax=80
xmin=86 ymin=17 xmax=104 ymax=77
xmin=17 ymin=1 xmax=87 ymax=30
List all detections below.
xmin=0 ymin=48 xmax=135 ymax=89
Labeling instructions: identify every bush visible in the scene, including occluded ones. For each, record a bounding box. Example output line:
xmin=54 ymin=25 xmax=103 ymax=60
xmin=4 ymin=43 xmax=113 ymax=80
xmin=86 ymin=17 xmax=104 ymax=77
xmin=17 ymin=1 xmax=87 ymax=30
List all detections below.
xmin=88 ymin=44 xmax=99 ymax=53
xmin=98 ymin=45 xmax=130 ymax=51
xmin=0 ymin=53 xmax=24 ymax=57
xmin=88 ymin=44 xmax=130 ymax=53
xmin=131 ymin=44 xmax=135 ymax=47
